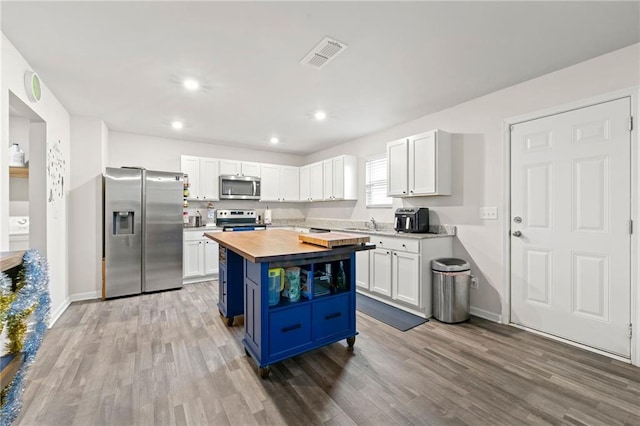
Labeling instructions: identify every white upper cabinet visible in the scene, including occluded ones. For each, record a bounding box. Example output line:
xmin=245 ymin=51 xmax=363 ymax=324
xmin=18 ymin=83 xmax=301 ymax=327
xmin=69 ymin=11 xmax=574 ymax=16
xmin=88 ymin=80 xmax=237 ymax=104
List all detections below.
xmin=260 ymin=164 xmax=299 ymax=202
xmin=181 ymin=154 xmax=357 ymax=203
xmin=219 ymin=160 xmax=261 ymax=177
xmin=199 ymin=158 xmax=219 ymax=200
xmin=241 ymin=162 xmax=261 ymax=178
xmin=280 ymin=166 xmax=300 ymax=201
xmin=299 ymin=165 xmax=310 ymax=201
xmin=387 ymin=139 xmax=409 ymax=196
xmin=181 ymin=155 xmax=200 ymax=198
xmin=387 ymin=129 xmax=451 ymax=197
xmin=181 ymin=155 xmax=219 ymax=200
xmin=219 ymin=159 xmax=240 ymax=175
xmin=309 ymin=161 xmax=324 ymax=201
xmin=260 ymin=164 xmax=280 ymax=201
xmin=322 ymin=155 xmax=357 ymax=200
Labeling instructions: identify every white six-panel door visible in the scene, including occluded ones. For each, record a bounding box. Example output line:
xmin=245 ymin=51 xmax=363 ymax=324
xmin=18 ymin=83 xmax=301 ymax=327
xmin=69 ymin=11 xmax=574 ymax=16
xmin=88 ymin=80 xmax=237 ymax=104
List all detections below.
xmin=510 ymin=98 xmax=632 ymax=357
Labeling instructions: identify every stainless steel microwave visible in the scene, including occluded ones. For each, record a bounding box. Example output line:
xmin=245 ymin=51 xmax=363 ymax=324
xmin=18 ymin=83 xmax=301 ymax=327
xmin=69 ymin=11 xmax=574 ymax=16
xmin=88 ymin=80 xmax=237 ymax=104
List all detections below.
xmin=219 ymin=174 xmax=261 ymax=200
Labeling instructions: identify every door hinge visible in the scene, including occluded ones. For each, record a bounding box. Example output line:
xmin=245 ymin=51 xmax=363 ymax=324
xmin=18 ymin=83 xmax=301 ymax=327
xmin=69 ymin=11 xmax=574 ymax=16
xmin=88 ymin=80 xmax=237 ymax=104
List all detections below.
xmin=629 ymin=116 xmax=633 ymax=132
xmin=629 ymin=324 xmax=633 ymax=338
xmin=631 ymin=220 xmax=634 ymax=235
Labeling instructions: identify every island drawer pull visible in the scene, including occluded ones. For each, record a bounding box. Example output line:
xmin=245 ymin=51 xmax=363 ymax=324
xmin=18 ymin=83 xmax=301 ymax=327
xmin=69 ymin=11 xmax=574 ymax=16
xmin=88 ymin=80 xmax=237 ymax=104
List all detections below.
xmin=281 ymin=324 xmax=302 ymax=333
xmin=325 ymin=312 xmax=342 ymax=320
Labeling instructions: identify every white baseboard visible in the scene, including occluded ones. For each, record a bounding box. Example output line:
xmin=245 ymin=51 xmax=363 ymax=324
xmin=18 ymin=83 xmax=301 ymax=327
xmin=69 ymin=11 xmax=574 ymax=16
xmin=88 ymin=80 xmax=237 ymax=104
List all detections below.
xmin=183 ymin=274 xmax=218 ymax=285
xmin=470 ymin=306 xmax=502 ymax=323
xmin=48 ymin=297 xmax=71 ymax=328
xmin=70 ymin=291 xmax=100 ymax=302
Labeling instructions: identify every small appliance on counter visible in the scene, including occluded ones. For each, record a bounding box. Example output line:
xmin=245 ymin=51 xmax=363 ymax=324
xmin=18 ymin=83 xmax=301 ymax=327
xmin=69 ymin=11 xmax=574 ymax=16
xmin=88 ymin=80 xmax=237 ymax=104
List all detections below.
xmin=216 ymin=209 xmax=266 ymax=231
xmin=394 ymin=207 xmax=429 ymax=233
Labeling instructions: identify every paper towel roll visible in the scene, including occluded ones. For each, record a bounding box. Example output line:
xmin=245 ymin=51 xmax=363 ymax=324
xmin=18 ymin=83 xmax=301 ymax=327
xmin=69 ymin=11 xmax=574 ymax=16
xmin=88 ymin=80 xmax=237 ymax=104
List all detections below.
xmin=264 ymin=209 xmax=272 ymax=224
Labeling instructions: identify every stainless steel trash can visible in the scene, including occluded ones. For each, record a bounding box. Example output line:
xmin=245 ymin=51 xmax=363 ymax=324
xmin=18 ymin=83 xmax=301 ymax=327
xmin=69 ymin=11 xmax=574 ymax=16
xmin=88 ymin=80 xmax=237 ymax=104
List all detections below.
xmin=432 ymin=258 xmax=471 ymax=323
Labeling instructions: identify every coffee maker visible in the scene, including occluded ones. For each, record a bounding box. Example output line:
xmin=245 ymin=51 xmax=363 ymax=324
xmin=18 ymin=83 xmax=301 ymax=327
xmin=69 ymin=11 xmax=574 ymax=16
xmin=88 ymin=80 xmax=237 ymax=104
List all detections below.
xmin=394 ymin=207 xmax=429 ymax=233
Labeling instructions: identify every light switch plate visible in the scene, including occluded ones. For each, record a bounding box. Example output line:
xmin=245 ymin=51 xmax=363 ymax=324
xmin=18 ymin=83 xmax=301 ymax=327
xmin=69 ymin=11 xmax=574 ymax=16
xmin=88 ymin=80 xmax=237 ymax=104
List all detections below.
xmin=479 ymin=207 xmax=498 ymax=220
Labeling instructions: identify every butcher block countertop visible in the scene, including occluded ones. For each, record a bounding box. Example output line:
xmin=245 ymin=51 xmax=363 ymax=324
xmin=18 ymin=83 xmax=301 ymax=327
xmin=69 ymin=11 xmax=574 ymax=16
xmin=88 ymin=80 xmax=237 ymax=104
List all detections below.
xmin=204 ymin=229 xmax=374 ymax=263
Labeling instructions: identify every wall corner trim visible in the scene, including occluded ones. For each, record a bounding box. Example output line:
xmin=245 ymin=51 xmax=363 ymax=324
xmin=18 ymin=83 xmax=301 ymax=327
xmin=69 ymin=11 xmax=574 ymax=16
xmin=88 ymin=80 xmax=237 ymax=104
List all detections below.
xmin=470 ymin=306 xmax=502 ymax=323
xmin=48 ymin=297 xmax=71 ymax=328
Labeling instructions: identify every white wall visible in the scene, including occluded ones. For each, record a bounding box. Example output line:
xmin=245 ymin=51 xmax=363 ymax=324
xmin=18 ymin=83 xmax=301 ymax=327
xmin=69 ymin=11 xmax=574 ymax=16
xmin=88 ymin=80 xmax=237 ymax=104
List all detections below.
xmin=304 ymin=43 xmax=640 ymax=320
xmin=108 ymin=131 xmax=305 ymax=171
xmin=68 ymin=116 xmax=107 ymax=300
xmin=1 ymin=33 xmax=72 ymax=325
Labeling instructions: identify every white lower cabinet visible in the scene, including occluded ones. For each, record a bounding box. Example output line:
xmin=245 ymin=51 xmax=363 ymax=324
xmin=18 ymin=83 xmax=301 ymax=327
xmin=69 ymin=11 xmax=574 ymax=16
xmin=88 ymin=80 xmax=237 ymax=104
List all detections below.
xmin=355 ymin=250 xmax=370 ymax=290
xmin=183 ymin=230 xmax=220 ymax=283
xmin=370 ymin=248 xmax=392 ymax=297
xmin=392 ymin=251 xmax=420 ymax=306
xmin=356 ymin=233 xmax=453 ymax=318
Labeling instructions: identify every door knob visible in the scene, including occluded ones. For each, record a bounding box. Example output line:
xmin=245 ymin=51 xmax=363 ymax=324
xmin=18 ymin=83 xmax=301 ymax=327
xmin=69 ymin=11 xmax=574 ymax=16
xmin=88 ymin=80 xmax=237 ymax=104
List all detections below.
xmin=512 ymin=230 xmax=522 ymax=237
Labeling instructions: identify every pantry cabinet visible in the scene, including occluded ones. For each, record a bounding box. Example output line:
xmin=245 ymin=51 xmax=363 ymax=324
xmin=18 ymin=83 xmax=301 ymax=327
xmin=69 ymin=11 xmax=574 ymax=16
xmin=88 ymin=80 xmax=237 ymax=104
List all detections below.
xmin=260 ymin=164 xmax=300 ymax=202
xmin=180 ymin=155 xmax=219 ymax=200
xmin=183 ymin=230 xmax=220 ymax=283
xmin=387 ymin=129 xmax=451 ymax=197
xmin=355 ymin=233 xmax=453 ymax=318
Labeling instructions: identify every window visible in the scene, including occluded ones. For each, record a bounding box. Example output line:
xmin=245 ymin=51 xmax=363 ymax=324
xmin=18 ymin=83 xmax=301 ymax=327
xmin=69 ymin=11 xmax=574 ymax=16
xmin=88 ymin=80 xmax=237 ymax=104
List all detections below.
xmin=365 ymin=155 xmax=392 ymax=207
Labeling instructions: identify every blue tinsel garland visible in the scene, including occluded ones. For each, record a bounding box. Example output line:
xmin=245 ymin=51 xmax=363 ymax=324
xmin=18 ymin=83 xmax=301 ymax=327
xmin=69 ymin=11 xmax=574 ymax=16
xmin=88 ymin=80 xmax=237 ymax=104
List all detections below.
xmin=0 ymin=250 xmax=51 ymax=426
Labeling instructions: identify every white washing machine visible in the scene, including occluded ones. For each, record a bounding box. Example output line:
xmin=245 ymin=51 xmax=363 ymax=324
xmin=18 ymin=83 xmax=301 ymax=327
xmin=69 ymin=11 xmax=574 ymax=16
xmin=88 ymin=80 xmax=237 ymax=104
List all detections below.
xmin=9 ymin=216 xmax=29 ymax=251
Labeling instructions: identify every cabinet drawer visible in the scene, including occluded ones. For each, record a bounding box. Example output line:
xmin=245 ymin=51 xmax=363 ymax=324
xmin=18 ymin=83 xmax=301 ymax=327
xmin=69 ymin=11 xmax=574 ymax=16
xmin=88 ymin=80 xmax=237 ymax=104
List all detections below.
xmin=312 ymin=294 xmax=351 ymax=341
xmin=183 ymin=230 xmax=206 ymax=242
xmin=269 ymin=305 xmax=312 ymax=357
xmin=372 ymin=236 xmax=419 ymax=253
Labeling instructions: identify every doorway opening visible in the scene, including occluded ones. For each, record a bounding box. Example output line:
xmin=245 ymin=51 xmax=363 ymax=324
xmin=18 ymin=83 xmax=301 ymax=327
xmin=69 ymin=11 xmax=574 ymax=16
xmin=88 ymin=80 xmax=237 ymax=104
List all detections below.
xmin=8 ymin=91 xmax=47 ymax=255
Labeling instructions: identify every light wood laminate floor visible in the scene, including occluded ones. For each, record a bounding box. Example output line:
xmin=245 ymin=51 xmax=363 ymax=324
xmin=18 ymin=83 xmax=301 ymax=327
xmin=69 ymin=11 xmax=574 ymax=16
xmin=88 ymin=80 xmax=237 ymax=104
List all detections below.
xmin=15 ymin=281 xmax=640 ymax=425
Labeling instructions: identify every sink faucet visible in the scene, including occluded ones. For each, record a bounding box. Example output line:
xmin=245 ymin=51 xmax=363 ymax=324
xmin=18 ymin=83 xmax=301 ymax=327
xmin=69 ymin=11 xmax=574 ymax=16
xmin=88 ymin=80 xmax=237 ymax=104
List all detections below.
xmin=368 ymin=217 xmax=378 ymax=230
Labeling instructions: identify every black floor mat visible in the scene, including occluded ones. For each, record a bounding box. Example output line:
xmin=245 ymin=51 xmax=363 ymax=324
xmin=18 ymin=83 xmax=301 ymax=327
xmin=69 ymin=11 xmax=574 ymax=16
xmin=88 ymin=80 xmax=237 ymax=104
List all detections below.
xmin=356 ymin=293 xmax=427 ymax=331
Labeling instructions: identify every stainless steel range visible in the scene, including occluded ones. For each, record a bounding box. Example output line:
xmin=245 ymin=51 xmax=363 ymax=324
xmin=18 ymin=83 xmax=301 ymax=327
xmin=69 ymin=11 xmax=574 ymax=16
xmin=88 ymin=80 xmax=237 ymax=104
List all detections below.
xmin=215 ymin=209 xmax=266 ymax=231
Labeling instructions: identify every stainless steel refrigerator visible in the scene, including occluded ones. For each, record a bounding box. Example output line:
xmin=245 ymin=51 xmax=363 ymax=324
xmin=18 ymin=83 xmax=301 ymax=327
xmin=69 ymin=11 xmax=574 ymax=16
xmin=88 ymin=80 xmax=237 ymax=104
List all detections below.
xmin=103 ymin=167 xmax=183 ymax=298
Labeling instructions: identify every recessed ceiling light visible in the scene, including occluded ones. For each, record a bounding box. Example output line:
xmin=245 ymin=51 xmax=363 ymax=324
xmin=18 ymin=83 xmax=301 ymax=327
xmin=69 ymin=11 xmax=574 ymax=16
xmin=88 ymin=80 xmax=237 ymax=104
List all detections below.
xmin=270 ymin=137 xmax=279 ymax=144
xmin=183 ymin=78 xmax=200 ymax=91
xmin=314 ymin=110 xmax=327 ymax=121
xmin=171 ymin=121 xmax=184 ymax=130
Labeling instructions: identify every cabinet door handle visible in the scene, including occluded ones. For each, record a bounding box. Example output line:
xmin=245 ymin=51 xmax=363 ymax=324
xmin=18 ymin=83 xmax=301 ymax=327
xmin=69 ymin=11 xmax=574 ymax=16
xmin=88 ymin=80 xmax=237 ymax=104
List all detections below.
xmin=386 ymin=251 xmax=390 ymax=255
xmin=325 ymin=312 xmax=342 ymax=320
xmin=394 ymin=253 xmax=397 ymax=256
xmin=281 ymin=324 xmax=302 ymax=333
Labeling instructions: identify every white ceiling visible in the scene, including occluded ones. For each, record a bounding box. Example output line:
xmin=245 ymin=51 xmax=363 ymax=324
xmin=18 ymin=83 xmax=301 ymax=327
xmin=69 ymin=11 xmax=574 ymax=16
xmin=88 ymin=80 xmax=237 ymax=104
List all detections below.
xmin=2 ymin=1 xmax=639 ymax=155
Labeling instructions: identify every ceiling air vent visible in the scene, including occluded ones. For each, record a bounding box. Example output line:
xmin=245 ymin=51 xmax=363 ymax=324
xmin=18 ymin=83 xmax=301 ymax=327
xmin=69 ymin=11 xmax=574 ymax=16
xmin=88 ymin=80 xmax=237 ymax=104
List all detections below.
xmin=300 ymin=37 xmax=348 ymax=69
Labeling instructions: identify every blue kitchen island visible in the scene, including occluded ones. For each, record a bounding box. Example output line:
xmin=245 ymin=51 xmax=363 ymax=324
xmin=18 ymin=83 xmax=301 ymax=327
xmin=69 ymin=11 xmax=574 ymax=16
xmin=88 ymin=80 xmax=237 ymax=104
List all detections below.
xmin=205 ymin=229 xmax=374 ymax=378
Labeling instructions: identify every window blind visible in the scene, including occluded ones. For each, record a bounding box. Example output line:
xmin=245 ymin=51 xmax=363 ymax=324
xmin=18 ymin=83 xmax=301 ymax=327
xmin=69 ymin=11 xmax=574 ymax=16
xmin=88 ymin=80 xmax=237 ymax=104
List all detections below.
xmin=365 ymin=155 xmax=392 ymax=207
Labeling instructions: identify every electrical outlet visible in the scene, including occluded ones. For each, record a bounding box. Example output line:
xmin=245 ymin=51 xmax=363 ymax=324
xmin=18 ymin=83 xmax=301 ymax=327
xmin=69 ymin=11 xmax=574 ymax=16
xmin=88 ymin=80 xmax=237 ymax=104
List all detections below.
xmin=479 ymin=207 xmax=498 ymax=220
xmin=470 ymin=277 xmax=479 ymax=289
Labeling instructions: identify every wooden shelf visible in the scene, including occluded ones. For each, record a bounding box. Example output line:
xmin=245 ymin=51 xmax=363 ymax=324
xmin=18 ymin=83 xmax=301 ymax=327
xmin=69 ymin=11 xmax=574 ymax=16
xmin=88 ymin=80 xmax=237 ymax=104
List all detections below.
xmin=1 ymin=251 xmax=25 ymax=272
xmin=9 ymin=166 xmax=28 ymax=178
